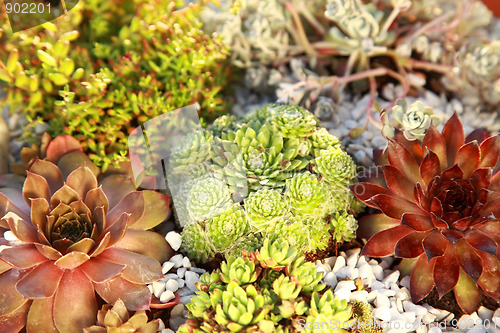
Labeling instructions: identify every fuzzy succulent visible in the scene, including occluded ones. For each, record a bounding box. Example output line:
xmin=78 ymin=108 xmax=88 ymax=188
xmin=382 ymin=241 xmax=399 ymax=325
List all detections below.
xmin=351 ymin=113 xmax=500 ymax=313
xmin=0 ymin=136 xmax=172 ymax=332
xmin=330 ymin=212 xmax=358 ymax=243
xmin=180 ymin=104 xmax=359 ymax=263
xmin=83 ymin=299 xmax=162 ymax=333
xmin=0 ymin=0 xmax=231 ymax=170
xmin=244 ymin=188 xmax=289 ymax=231
xmin=179 ymin=241 xmax=364 ymax=333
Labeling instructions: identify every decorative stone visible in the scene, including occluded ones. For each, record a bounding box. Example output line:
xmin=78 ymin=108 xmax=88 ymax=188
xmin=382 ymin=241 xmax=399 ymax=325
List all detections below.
xmin=170 ymin=254 xmax=184 ymax=268
xmin=165 ymin=231 xmax=182 ymax=251
xmin=185 ymin=271 xmax=199 ymax=292
xmin=162 ymin=261 xmax=175 ymax=275
xmin=152 ymin=280 xmax=166 ymax=298
xmin=159 ymin=290 xmax=175 ymax=303
xmin=165 ymin=279 xmax=180 ymax=293
xmin=324 ymin=271 xmax=337 ymax=287
xmin=177 ymin=267 xmax=187 ymax=279
xmin=373 ymin=307 xmax=392 ymax=322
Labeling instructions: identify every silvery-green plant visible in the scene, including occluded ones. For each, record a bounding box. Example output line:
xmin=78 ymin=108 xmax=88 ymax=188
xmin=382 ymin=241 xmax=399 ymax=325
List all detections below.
xmin=329 ymin=212 xmax=358 ymax=243
xmin=392 ymin=100 xmax=440 ymax=141
xmin=179 ymin=104 xmax=359 ymax=263
xmin=179 ymin=241 xmax=370 ymax=333
xmin=443 ymin=41 xmax=500 ymax=111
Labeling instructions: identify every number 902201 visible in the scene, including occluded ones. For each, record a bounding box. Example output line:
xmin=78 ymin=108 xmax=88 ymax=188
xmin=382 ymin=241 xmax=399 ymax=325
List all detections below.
xmin=5 ymin=2 xmax=51 ymax=14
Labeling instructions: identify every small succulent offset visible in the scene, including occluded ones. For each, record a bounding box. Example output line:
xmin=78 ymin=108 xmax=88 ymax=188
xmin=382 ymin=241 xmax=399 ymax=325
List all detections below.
xmin=0 ymin=136 xmax=172 ymax=332
xmin=391 ymin=100 xmax=440 ymax=141
xmin=179 ymin=241 xmax=371 ymax=333
xmin=351 ymin=114 xmax=500 ymax=313
xmin=84 ymin=299 xmax=162 ymax=333
xmin=180 ymin=104 xmax=359 ymax=263
xmin=0 ymin=0 xmax=231 ymax=170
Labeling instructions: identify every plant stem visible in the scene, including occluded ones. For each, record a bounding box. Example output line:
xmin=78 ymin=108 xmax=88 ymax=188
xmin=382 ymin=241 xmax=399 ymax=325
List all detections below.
xmin=285 ymin=1 xmax=317 ymax=57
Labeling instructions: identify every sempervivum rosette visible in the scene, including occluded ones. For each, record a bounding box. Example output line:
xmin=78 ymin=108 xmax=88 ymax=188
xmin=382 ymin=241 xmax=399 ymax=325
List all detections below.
xmin=351 ymin=114 xmax=500 ymax=313
xmin=0 ymin=136 xmax=172 ymax=332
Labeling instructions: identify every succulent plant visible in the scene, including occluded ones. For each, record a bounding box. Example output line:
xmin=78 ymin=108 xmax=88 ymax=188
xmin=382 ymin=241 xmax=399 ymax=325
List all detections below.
xmin=206 ymin=204 xmax=249 ymax=252
xmin=0 ymin=135 xmax=172 ymax=332
xmin=220 ymin=256 xmax=260 ymax=285
xmin=329 ymin=212 xmax=358 ymax=243
xmin=180 ymin=104 xmax=359 ymax=263
xmin=255 ymin=239 xmax=297 ymax=270
xmin=313 ymin=146 xmax=357 ymax=187
xmin=179 ymin=241 xmax=364 ymax=332
xmin=0 ymin=0 xmax=231 ymax=170
xmin=443 ymin=41 xmax=500 ymax=111
xmin=186 ymin=176 xmax=233 ymax=223
xmin=244 ymin=188 xmax=289 ymax=231
xmin=83 ymin=299 xmax=161 ymax=333
xmin=351 ymin=113 xmax=500 ymax=313
xmin=392 ymin=100 xmax=441 ymax=141
xmin=266 ymin=104 xmax=318 ymax=138
xmin=306 ymin=289 xmax=354 ymax=332
xmin=285 ymin=172 xmax=328 ymax=216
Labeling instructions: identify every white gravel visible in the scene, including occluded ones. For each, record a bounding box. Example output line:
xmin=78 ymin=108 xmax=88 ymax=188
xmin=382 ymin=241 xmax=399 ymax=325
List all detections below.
xmin=150 ymin=231 xmax=208 ymax=331
xmin=317 ymin=249 xmax=500 ymax=333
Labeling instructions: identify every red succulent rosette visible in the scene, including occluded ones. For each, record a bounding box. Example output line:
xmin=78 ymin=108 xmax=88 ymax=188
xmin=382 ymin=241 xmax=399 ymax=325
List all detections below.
xmin=0 ymin=136 xmax=173 ymax=332
xmin=351 ymin=114 xmax=500 ymax=313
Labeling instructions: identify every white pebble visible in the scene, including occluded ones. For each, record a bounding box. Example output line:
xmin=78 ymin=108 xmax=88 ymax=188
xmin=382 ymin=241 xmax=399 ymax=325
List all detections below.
xmin=356 ymin=256 xmax=368 ymax=267
xmin=373 ymin=307 xmax=392 ymax=322
xmin=366 ymin=290 xmax=378 ymax=303
xmin=324 ymin=272 xmax=337 ymax=287
xmin=178 ymin=279 xmax=185 ymax=289
xmin=359 ymin=264 xmax=376 ymax=282
xmin=400 ymin=276 xmax=411 ymax=289
xmin=346 ymin=251 xmax=359 ymax=267
xmin=185 ymin=271 xmax=200 ymax=292
xmin=371 ymin=264 xmax=384 ymax=280
xmin=422 ymin=312 xmax=437 ymax=324
xmin=375 ymin=294 xmax=390 ymax=308
xmin=165 ymin=279 xmax=179 ymax=293
xmin=182 ymin=257 xmax=191 ymax=268
xmin=332 ymin=256 xmax=346 ymax=272
xmin=350 ymin=290 xmax=368 ymax=302
xmin=177 ymin=287 xmax=194 ymax=297
xmin=334 ymin=288 xmax=351 ymax=301
xmin=324 ymin=257 xmax=337 ymax=268
xmin=177 ymin=267 xmax=187 ymax=279
xmin=162 ymin=329 xmax=175 ymax=333
xmin=403 ymin=301 xmax=427 ymax=316
xmin=163 ymin=273 xmax=178 ymax=280
xmin=428 ymin=328 xmax=442 ymax=333
xmin=162 ymin=262 xmax=175 ymax=275
xmin=335 ymin=280 xmax=356 ymax=292
xmin=188 ymin=267 xmax=206 ymax=274
xmin=382 ymin=271 xmax=400 ymax=287
xmin=153 ymin=280 xmax=166 ymax=298
xmin=160 ymin=290 xmax=175 ymax=303
xmin=170 ymin=254 xmax=184 ymax=268
xmin=478 ymin=306 xmax=494 ymax=320
xmin=165 ymin=231 xmax=182 ymax=251
xmin=180 ymin=295 xmax=195 ymax=305
xmin=316 ymin=265 xmax=329 ymax=277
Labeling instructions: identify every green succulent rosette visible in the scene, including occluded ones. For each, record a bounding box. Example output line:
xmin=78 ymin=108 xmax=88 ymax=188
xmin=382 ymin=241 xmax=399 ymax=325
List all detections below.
xmin=330 ymin=212 xmax=358 ymax=243
xmin=181 ymin=222 xmax=216 ymax=264
xmin=220 ymin=256 xmax=260 ymax=285
xmin=226 ymin=119 xmax=308 ymax=188
xmin=210 ymin=138 xmax=249 ymax=202
xmin=304 ymin=290 xmax=354 ymax=333
xmin=256 ymin=239 xmax=297 ymax=270
xmin=205 ymin=204 xmax=249 ymax=251
xmin=266 ymin=104 xmax=318 ymax=138
xmin=313 ymin=146 xmax=357 ymax=187
xmin=226 ymin=233 xmax=264 ymax=258
xmin=186 ymin=175 xmax=233 ymax=222
xmin=289 ymin=256 xmax=325 ymax=294
xmin=214 ymin=282 xmax=272 ymax=331
xmin=245 ymin=188 xmax=289 ymax=231
xmin=310 ymin=127 xmax=340 ymax=156
xmin=169 ymin=129 xmax=212 ymax=172
xmin=285 ymin=172 xmax=329 ymax=216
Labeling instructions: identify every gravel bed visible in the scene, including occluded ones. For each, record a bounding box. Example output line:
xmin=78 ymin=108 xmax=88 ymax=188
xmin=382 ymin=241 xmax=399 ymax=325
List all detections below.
xmin=317 ymin=249 xmax=500 ymax=333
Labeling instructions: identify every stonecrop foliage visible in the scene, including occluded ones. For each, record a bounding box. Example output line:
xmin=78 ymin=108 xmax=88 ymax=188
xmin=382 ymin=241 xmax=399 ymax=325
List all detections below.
xmin=178 ymin=240 xmax=374 ymax=333
xmin=179 ymin=104 xmax=360 ymax=263
xmin=352 ymin=113 xmax=500 ymax=313
xmin=0 ymin=0 xmax=231 ymax=170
